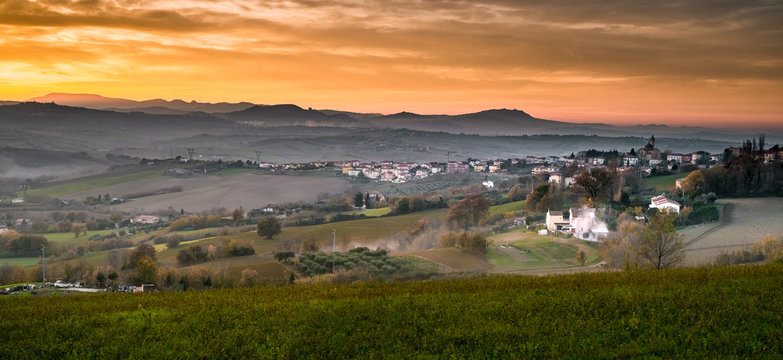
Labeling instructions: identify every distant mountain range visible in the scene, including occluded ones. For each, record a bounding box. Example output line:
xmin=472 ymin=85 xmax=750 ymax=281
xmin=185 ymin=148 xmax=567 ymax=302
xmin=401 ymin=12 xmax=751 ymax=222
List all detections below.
xmin=8 ymin=93 xmax=779 ymax=142
xmin=2 ymin=99 xmax=771 ymax=179
xmin=26 ymin=93 xmax=256 ymax=113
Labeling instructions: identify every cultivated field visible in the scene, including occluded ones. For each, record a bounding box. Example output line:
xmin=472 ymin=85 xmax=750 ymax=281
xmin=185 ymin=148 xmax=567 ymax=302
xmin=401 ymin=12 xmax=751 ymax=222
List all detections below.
xmin=62 ymin=173 xmax=353 ymax=213
xmin=682 ymin=198 xmax=783 ymax=265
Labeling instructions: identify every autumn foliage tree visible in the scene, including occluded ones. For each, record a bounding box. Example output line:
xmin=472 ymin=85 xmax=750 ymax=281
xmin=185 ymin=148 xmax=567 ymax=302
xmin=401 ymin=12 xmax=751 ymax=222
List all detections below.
xmin=525 ymin=183 xmax=562 ymax=213
xmin=257 ymin=216 xmax=282 ymax=239
xmin=438 ymin=231 xmax=489 ymax=256
xmin=127 ymin=243 xmax=157 ymax=269
xmin=574 ymin=168 xmax=617 ymax=205
xmin=445 ymin=194 xmax=490 ymax=229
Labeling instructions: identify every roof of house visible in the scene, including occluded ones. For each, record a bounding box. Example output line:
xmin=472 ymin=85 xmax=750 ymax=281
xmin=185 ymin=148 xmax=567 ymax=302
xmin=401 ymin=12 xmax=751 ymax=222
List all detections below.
xmin=651 ymin=194 xmax=681 ymax=207
xmin=548 ymin=211 xmax=563 ymax=216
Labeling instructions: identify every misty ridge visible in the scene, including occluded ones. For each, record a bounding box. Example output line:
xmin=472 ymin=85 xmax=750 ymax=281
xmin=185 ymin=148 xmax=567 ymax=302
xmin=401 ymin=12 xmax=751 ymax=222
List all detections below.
xmin=1 ymin=93 xmax=780 ymax=179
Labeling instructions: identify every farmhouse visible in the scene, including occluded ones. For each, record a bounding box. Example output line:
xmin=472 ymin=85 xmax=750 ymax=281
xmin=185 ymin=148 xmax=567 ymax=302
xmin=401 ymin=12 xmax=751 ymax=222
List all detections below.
xmin=11 ymin=198 xmax=24 ymax=204
xmin=263 ymin=204 xmax=281 ymax=213
xmin=131 ymin=215 xmax=160 ymax=224
xmin=545 ymin=210 xmax=570 ymax=233
xmin=650 ymin=194 xmax=681 ymax=213
xmin=482 ymin=180 xmax=494 ymax=188
xmin=0 ymin=226 xmax=7 ymax=234
xmin=569 ymin=207 xmax=609 ymax=242
xmin=546 ymin=207 xmax=609 ymax=241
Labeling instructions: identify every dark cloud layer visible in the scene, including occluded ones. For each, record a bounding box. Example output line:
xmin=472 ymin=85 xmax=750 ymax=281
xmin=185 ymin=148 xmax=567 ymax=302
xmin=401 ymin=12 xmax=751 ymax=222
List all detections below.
xmin=1 ymin=0 xmax=781 ymax=125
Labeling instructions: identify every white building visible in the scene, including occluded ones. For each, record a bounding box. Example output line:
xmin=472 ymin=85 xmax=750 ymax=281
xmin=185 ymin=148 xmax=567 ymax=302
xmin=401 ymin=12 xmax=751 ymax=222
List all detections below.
xmin=623 ymin=155 xmax=639 ymax=167
xmin=131 ymin=215 xmax=159 ymax=224
xmin=650 ymin=194 xmax=681 ymax=213
xmin=545 ymin=210 xmax=569 ymax=233
xmin=569 ymin=207 xmax=609 ymax=242
xmin=667 ymin=154 xmax=683 ymax=164
xmin=482 ymin=180 xmax=494 ymax=188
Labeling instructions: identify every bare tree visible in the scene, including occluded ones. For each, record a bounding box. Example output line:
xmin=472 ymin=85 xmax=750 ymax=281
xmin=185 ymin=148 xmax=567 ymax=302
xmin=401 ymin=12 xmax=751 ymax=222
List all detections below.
xmin=639 ymin=212 xmax=685 ymax=269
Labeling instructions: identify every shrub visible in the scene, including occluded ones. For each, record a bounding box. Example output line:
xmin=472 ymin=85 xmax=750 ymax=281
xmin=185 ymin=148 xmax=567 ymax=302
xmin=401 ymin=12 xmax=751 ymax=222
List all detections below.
xmin=166 ymin=235 xmax=182 ymax=249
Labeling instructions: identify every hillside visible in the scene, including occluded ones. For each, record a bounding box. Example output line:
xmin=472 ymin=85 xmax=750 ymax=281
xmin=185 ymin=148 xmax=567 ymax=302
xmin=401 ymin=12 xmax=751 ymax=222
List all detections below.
xmin=15 ymin=93 xmax=783 ymax=142
xmin=1 ymin=264 xmax=780 ymax=358
xmin=27 ymin=93 xmax=255 ymax=113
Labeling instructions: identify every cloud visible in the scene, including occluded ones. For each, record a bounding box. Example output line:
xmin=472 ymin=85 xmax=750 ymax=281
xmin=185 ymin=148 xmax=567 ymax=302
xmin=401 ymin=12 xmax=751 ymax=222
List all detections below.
xmin=0 ymin=0 xmax=780 ymax=125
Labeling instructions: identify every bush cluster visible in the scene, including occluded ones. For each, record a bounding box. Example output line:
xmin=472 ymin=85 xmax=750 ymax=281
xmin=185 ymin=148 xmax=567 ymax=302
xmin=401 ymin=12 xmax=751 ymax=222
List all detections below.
xmin=293 ymin=247 xmax=410 ymax=278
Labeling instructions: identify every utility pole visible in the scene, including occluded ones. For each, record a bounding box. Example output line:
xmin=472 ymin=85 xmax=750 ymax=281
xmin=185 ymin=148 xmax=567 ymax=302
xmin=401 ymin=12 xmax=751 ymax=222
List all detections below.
xmin=41 ymin=244 xmax=46 ymax=284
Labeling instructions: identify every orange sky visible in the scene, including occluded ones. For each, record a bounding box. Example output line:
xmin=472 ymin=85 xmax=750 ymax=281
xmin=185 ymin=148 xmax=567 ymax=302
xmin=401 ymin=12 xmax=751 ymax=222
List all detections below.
xmin=1 ymin=0 xmax=781 ymax=128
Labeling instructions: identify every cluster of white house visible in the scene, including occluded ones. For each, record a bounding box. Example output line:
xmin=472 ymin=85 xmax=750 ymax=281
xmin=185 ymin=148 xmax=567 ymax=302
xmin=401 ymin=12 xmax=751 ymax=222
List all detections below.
xmin=545 ymin=207 xmax=610 ymax=242
xmin=545 ymin=194 xmax=681 ymax=242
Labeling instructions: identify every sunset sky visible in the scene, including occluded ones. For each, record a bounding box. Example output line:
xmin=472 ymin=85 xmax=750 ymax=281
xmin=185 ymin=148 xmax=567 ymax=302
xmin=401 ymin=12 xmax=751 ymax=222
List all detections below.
xmin=1 ymin=0 xmax=781 ymax=127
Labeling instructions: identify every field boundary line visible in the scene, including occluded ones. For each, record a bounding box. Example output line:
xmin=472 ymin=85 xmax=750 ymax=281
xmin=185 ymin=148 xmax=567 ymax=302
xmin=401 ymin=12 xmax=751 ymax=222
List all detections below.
xmin=683 ymin=203 xmax=732 ymax=249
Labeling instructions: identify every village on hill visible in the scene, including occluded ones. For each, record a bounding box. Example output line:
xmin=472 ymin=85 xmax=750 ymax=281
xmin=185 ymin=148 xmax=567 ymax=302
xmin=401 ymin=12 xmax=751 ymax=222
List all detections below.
xmin=2 ymin=134 xmax=782 ymax=294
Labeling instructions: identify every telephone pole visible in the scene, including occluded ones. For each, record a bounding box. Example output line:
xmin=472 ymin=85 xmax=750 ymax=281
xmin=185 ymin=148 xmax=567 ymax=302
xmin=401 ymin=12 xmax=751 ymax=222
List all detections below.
xmin=332 ymin=229 xmax=336 ymax=252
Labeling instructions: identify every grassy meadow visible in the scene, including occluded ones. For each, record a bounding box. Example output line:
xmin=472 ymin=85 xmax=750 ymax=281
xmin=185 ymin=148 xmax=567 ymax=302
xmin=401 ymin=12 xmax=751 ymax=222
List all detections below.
xmin=489 ymin=200 xmax=525 ymax=216
xmin=0 ymin=264 xmax=780 ymax=358
xmin=487 ymin=228 xmax=600 ymax=272
xmin=644 ymin=173 xmax=684 ymax=192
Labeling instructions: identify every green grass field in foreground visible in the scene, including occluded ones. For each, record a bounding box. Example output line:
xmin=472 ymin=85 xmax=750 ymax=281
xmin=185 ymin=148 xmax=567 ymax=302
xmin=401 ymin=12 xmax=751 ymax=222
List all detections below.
xmin=644 ymin=173 xmax=685 ymax=192
xmin=1 ymin=264 xmax=780 ymax=358
xmin=27 ymin=170 xmax=163 ymax=197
